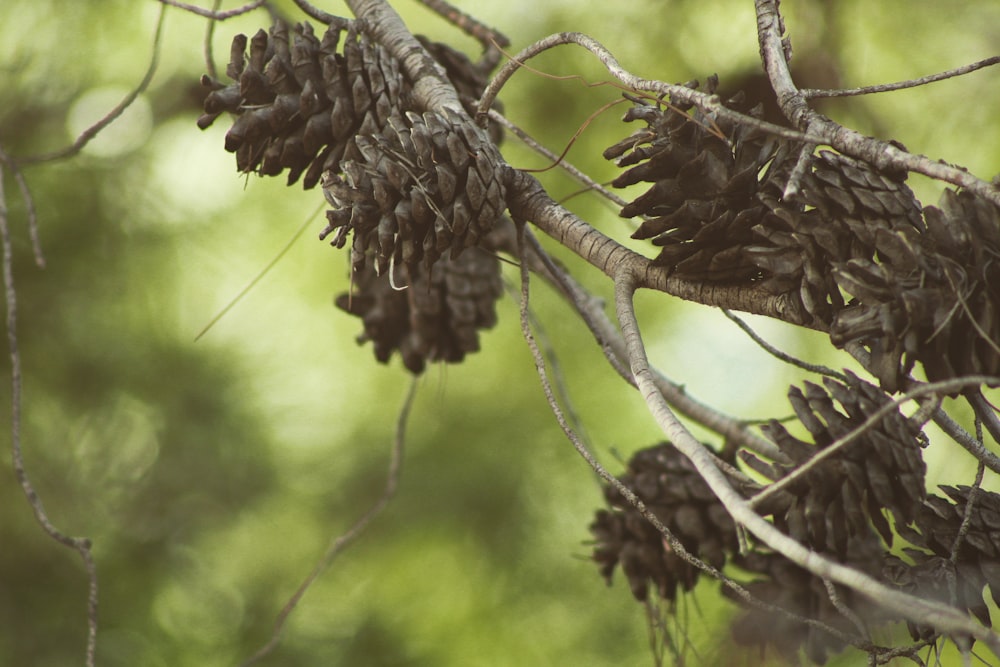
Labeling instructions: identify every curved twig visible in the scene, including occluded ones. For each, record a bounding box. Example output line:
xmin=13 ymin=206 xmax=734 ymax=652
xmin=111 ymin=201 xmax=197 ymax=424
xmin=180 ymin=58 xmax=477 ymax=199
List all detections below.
xmin=290 ymin=0 xmax=340 ymax=24
xmin=0 ymin=154 xmax=45 ymax=268
xmin=969 ymin=391 xmax=1000 ymax=450
xmin=157 ymin=0 xmax=265 ymax=19
xmin=1 ymin=155 xmax=99 ymax=667
xmin=721 ymin=309 xmax=848 ymax=381
xmin=239 ymin=377 xmax=418 ymax=667
xmin=803 ymin=56 xmax=1000 ymax=99
xmin=487 ymin=109 xmax=630 ymax=210
xmin=202 ymin=0 xmax=224 ymax=79
xmin=414 ymin=0 xmax=510 ymax=58
xmin=476 ymin=32 xmax=824 ymax=146
xmin=20 ymin=5 xmax=167 ymax=165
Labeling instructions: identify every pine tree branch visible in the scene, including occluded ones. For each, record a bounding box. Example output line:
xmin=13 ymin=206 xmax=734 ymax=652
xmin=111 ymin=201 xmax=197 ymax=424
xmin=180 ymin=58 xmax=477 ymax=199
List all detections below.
xmin=347 ymin=0 xmax=466 ymax=115
xmin=613 ymin=265 xmax=1000 ymax=655
xmin=754 ymin=0 xmax=1000 ymax=206
xmin=504 ymin=167 xmax=813 ymax=326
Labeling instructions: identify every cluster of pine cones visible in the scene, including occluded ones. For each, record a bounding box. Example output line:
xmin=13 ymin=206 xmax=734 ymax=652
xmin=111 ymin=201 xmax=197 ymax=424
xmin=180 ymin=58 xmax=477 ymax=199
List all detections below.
xmin=591 ymin=374 xmax=1000 ymax=663
xmin=605 ymin=78 xmax=1000 ymax=391
xmin=199 ymin=19 xmax=508 ymax=374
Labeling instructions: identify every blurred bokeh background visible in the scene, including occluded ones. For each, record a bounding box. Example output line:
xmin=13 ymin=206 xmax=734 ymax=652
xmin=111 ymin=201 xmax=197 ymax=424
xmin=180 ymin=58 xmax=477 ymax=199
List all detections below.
xmin=1 ymin=1 xmax=999 ymax=665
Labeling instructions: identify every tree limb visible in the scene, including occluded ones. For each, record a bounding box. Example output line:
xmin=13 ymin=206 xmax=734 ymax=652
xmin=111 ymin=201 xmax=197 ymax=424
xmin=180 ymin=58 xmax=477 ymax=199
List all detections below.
xmin=614 ymin=266 xmax=1000 ymax=654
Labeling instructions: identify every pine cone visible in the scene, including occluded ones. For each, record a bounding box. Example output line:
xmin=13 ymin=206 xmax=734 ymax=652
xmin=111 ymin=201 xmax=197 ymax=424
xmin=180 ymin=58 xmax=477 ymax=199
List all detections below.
xmin=199 ymin=19 xmax=410 ymax=189
xmin=605 ymin=80 xmax=786 ymax=282
xmin=334 ymin=240 xmax=503 ymax=374
xmin=319 ymin=109 xmax=506 ymax=276
xmin=200 ymin=19 xmax=510 ymax=371
xmin=741 ymin=372 xmax=926 ymax=558
xmin=747 ymin=150 xmax=925 ymax=332
xmin=590 ymin=442 xmax=739 ymax=602
xmin=832 ymin=188 xmax=1000 ymax=389
xmin=889 ymin=485 xmax=1000 ymax=638
xmin=750 ymin=155 xmax=998 ymax=391
xmin=727 ymin=536 xmax=890 ymax=665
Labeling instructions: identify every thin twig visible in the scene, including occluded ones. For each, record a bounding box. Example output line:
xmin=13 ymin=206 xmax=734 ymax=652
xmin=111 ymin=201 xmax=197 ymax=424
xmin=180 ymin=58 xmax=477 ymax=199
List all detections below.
xmin=202 ymin=0 xmax=225 ymax=80
xmin=290 ymin=0 xmax=339 ymax=24
xmin=803 ymin=56 xmax=1000 ymax=99
xmin=157 ymin=0 xmax=265 ymax=19
xmin=934 ymin=409 xmax=1000 ymax=476
xmin=239 ymin=377 xmax=418 ymax=667
xmin=951 ymin=461 xmax=986 ymax=563
xmin=522 ymin=98 xmax=627 ymax=174
xmin=969 ymin=390 xmax=1000 ymax=450
xmin=721 ymin=308 xmax=848 ymax=381
xmin=195 ymin=202 xmax=323 ymax=341
xmin=782 ymin=138 xmax=818 ymax=201
xmin=415 ymin=0 xmax=509 ymax=47
xmin=522 ymin=302 xmax=595 ymax=456
xmin=1 ymin=155 xmax=100 ymax=667
xmin=21 ymin=5 xmax=168 ymax=165
xmin=823 ymin=578 xmax=871 ymax=641
xmin=487 ymin=109 xmax=630 ymax=210
xmin=0 ymin=155 xmax=46 ymax=269
xmin=749 ymin=375 xmax=999 ymax=512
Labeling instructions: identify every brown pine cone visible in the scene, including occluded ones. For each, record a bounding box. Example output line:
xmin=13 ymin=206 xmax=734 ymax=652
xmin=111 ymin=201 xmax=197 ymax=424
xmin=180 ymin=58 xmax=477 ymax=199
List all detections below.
xmin=334 ymin=242 xmax=503 ymax=374
xmin=741 ymin=372 xmax=926 ymax=558
xmin=605 ymin=80 xmax=786 ymax=283
xmin=889 ymin=485 xmax=1000 ymax=638
xmin=590 ymin=442 xmax=739 ymax=602
xmin=748 ymin=150 xmax=925 ymax=332
xmin=200 ymin=20 xmax=410 ymax=189
xmin=727 ymin=535 xmax=890 ymax=665
xmin=831 ymin=188 xmax=1000 ymax=389
xmin=319 ymin=109 xmax=507 ymax=276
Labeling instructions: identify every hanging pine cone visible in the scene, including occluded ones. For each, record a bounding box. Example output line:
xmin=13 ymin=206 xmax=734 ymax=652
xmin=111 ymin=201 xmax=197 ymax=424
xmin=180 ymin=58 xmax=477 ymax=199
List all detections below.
xmin=589 ymin=442 xmax=739 ymax=602
xmin=604 ymin=79 xmax=787 ymax=283
xmin=334 ymin=240 xmax=503 ymax=374
xmin=200 ymin=18 xmax=510 ymax=371
xmin=830 ymin=187 xmax=1000 ymax=390
xmin=741 ymin=372 xmax=926 ymax=558
xmin=319 ymin=108 xmax=507 ymax=276
xmin=725 ymin=373 xmax=926 ymax=663
xmin=747 ymin=150 xmax=926 ymax=334
xmin=199 ymin=19 xmax=411 ymax=189
xmin=726 ymin=535 xmax=890 ymax=665
xmin=888 ymin=485 xmax=1000 ymax=639
xmin=604 ymin=78 xmax=998 ymax=391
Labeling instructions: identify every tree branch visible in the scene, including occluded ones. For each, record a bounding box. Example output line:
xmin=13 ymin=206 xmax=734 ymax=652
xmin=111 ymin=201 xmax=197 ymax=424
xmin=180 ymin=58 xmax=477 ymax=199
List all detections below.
xmin=613 ymin=266 xmax=1000 ymax=654
xmin=504 ymin=167 xmax=813 ymax=326
xmin=754 ymin=0 xmax=1000 ymax=206
xmin=347 ymin=0 xmax=465 ymax=114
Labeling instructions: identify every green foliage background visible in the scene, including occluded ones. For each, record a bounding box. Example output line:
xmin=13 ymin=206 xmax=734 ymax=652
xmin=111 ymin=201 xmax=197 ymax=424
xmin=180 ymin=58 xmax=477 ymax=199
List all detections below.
xmin=1 ymin=1 xmax=998 ymax=665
